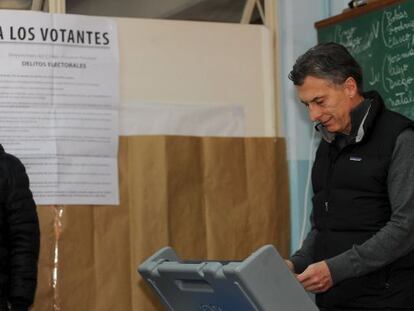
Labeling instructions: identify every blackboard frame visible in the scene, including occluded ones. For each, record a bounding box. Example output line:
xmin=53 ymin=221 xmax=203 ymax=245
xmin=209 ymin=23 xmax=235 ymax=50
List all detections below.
xmin=315 ymin=0 xmax=404 ymax=29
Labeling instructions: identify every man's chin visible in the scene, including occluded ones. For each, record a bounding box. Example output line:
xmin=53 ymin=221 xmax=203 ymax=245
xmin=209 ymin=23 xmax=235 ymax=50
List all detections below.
xmin=325 ymin=125 xmax=339 ymax=133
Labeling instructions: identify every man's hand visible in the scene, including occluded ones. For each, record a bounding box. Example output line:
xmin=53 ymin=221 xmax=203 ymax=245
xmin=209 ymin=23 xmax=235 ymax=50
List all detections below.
xmin=296 ymin=261 xmax=333 ymax=293
xmin=285 ymin=259 xmax=295 ymax=272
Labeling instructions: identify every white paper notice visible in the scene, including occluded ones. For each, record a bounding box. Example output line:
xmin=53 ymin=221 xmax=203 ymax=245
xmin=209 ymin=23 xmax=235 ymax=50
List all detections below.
xmin=0 ymin=11 xmax=119 ymax=205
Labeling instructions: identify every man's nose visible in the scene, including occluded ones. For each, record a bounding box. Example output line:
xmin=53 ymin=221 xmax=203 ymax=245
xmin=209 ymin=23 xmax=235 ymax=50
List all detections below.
xmin=308 ymin=105 xmax=322 ymax=122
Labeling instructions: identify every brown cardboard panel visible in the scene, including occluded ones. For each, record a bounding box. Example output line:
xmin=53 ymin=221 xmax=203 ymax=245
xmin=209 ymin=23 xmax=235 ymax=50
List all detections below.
xmin=56 ymin=206 xmax=97 ymax=310
xmin=244 ymin=138 xmax=279 ymax=255
xmin=246 ymin=138 xmax=290 ymax=258
xmin=165 ymin=137 xmax=207 ymax=260
xmin=54 ymin=138 xmax=131 ymax=311
xmin=127 ymin=136 xmax=170 ymax=311
xmin=32 ymin=206 xmax=56 ymax=311
xmin=273 ymin=138 xmax=291 ymax=258
xmin=32 ymin=136 xmax=290 ymax=311
xmin=202 ymin=137 xmax=250 ymax=260
xmin=92 ymin=137 xmax=132 ymax=311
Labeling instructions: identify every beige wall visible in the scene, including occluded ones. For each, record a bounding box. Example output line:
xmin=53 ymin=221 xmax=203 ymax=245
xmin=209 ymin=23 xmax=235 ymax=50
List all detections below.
xmin=117 ymin=17 xmax=276 ymax=137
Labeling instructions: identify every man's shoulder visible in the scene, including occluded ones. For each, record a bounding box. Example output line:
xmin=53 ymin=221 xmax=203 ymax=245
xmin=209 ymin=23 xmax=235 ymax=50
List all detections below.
xmin=382 ymin=108 xmax=414 ymax=126
xmin=397 ymin=127 xmax=414 ymax=137
xmin=0 ymin=148 xmax=27 ymax=174
xmin=372 ymin=109 xmax=414 ymax=142
xmin=395 ymin=128 xmax=414 ymax=151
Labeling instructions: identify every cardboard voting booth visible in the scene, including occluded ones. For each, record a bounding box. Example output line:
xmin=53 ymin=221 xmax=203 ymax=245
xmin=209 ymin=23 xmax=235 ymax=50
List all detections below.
xmin=139 ymin=245 xmax=318 ymax=311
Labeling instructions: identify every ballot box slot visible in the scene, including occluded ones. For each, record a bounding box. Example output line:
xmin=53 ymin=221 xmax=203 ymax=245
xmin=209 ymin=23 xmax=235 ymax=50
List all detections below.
xmin=174 ymin=279 xmax=214 ymax=293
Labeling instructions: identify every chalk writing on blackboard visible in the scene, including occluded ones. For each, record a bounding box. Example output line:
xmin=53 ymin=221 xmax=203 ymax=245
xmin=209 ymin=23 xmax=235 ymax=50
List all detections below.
xmin=318 ymin=1 xmax=414 ymax=120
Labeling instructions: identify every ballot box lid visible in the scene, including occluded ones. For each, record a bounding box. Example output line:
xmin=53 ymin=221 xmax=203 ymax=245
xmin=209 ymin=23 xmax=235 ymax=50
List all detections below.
xmin=138 ymin=245 xmax=318 ymax=311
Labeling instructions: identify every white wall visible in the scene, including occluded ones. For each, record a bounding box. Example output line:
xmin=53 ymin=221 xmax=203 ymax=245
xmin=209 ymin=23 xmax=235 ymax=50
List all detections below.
xmin=330 ymin=0 xmax=350 ymax=16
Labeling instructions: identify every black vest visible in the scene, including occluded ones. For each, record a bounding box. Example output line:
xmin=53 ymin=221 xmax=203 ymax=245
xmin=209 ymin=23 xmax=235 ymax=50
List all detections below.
xmin=312 ymin=92 xmax=414 ymax=309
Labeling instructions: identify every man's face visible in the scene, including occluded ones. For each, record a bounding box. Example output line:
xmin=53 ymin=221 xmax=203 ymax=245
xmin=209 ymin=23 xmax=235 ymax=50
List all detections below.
xmin=296 ymin=76 xmax=354 ymax=134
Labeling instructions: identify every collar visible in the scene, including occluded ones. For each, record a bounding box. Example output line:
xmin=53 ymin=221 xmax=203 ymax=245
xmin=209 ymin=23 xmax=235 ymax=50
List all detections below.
xmin=349 ymin=98 xmax=372 ymax=143
xmin=316 ymin=91 xmax=383 ymax=144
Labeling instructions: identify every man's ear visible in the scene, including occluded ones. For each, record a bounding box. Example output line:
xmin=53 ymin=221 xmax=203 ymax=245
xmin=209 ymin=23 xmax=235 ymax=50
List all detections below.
xmin=344 ymin=77 xmax=358 ymax=99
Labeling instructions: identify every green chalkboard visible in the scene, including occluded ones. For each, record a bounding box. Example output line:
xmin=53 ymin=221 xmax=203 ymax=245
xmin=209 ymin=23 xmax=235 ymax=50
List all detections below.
xmin=316 ymin=0 xmax=414 ymax=120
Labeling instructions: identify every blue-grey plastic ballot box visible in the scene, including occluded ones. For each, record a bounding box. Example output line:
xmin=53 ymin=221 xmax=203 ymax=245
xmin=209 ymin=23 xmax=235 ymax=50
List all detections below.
xmin=138 ymin=245 xmax=318 ymax=311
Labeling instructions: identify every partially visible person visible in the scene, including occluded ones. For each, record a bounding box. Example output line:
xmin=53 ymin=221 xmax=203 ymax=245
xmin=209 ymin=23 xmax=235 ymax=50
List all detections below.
xmin=0 ymin=146 xmax=40 ymax=311
xmin=286 ymin=42 xmax=414 ymax=310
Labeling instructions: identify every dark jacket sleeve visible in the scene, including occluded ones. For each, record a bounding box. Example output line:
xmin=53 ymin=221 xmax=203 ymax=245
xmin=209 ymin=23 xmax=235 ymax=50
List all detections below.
xmin=3 ymin=154 xmax=40 ymax=309
xmin=290 ymin=210 xmax=316 ymax=273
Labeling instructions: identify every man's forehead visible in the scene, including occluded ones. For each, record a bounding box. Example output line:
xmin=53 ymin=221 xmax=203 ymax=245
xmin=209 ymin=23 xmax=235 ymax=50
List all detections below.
xmin=296 ymin=85 xmax=327 ymax=103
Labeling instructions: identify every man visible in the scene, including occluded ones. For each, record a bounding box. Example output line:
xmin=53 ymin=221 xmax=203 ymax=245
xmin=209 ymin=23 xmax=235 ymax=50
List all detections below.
xmin=286 ymin=42 xmax=414 ymax=310
xmin=0 ymin=147 xmax=40 ymax=311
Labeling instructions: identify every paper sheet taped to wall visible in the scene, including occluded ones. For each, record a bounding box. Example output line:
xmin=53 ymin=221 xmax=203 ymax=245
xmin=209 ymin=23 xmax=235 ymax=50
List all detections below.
xmin=0 ymin=11 xmax=119 ymax=205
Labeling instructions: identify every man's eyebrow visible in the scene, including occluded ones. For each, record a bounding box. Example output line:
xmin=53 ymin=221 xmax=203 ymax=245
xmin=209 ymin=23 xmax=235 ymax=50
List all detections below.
xmin=301 ymin=96 xmax=323 ymax=105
